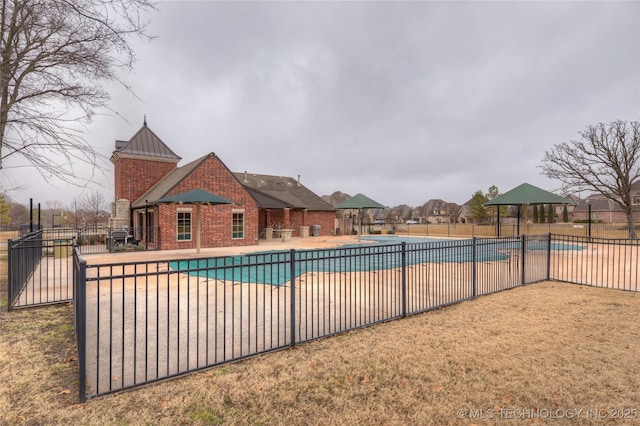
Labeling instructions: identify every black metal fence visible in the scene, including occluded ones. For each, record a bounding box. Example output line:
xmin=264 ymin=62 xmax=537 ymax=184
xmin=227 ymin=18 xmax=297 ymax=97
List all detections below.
xmin=391 ymin=222 xmax=637 ymax=239
xmin=8 ymin=230 xmax=42 ymax=309
xmin=7 ymin=230 xmax=74 ymax=310
xmin=8 ymin=233 xmax=640 ymax=402
xmin=73 ymin=235 xmax=550 ymax=401
xmin=22 ymin=226 xmax=161 ymax=255
xmin=550 ymin=234 xmax=640 ymax=292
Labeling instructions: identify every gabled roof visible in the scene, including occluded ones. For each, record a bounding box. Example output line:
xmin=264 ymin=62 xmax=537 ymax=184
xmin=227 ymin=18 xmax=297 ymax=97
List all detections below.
xmin=573 ymin=196 xmax=623 ymax=212
xmin=131 ymin=154 xmax=209 ymax=208
xmin=110 ymin=121 xmax=181 ymax=164
xmin=234 ymin=172 xmax=334 ymax=211
xmin=573 ymin=193 xmax=640 ymax=213
xmin=416 ymin=199 xmax=460 ymax=215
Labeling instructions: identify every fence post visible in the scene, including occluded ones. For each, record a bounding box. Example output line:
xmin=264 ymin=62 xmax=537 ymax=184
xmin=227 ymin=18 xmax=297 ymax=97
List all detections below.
xmin=401 ymin=242 xmax=407 ymax=318
xmin=472 ymin=237 xmax=477 ymax=298
xmin=546 ymin=233 xmax=552 ymax=281
xmin=521 ymin=234 xmax=527 ymax=285
xmin=588 ymin=203 xmax=592 ymax=240
xmin=7 ymin=239 xmax=13 ymax=312
xmin=73 ymin=247 xmax=87 ymax=403
xmin=289 ymin=249 xmax=296 ymax=348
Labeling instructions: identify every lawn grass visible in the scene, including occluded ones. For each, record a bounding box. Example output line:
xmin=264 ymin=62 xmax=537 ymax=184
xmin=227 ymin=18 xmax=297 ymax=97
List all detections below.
xmin=1 ymin=250 xmax=639 ymax=424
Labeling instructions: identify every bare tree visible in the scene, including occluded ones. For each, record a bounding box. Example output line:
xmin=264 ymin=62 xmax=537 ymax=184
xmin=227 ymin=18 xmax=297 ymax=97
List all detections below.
xmin=0 ymin=0 xmax=155 ymax=184
xmin=78 ymin=190 xmax=107 ymax=226
xmin=541 ymin=120 xmax=640 ymax=239
xmin=45 ymin=199 xmax=63 ymax=227
xmin=68 ymin=198 xmax=80 ymax=228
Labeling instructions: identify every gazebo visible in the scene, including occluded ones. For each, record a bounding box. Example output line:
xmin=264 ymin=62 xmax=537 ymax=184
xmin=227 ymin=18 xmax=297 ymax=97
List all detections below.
xmin=334 ymin=193 xmax=385 ymax=241
xmin=484 ymin=183 xmax=574 ymax=236
xmin=151 ymin=189 xmax=233 ymax=253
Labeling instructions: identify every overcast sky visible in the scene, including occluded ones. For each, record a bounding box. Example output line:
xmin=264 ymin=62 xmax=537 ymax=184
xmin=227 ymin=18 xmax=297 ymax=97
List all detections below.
xmin=3 ymin=0 xmax=640 ymax=210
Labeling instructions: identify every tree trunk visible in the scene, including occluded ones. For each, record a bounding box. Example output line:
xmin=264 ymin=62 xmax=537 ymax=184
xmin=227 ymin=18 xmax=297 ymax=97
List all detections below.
xmin=625 ymin=209 xmax=637 ymax=239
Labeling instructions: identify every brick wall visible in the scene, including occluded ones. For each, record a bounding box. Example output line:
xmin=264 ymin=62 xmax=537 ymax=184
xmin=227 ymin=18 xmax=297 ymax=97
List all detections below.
xmin=305 ymin=211 xmax=337 ymax=236
xmin=153 ymin=153 xmax=259 ymax=250
xmin=114 ymin=157 xmax=177 ymax=202
xmin=265 ymin=210 xmax=336 ymax=237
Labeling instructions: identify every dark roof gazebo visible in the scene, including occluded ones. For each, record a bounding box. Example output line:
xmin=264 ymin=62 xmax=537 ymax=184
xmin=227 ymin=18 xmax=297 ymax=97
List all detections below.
xmin=484 ymin=183 xmax=574 ymax=236
xmin=334 ymin=193 xmax=385 ymax=241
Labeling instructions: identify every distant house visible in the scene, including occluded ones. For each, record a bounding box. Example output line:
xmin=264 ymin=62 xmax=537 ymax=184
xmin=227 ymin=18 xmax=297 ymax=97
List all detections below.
xmin=573 ymin=196 xmax=639 ymax=224
xmin=109 ymin=121 xmax=335 ymax=250
xmin=571 ymin=183 xmax=640 ymax=223
xmin=414 ymin=199 xmax=461 ymax=224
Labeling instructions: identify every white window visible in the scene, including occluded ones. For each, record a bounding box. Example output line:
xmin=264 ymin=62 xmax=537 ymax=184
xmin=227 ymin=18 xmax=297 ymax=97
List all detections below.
xmin=177 ymin=210 xmax=192 ymax=241
xmin=232 ymin=210 xmax=244 ymax=239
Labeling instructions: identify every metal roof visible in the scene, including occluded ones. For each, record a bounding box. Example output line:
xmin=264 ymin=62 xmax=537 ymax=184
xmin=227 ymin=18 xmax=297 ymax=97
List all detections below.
xmin=484 ymin=183 xmax=574 ymax=206
xmin=111 ymin=122 xmax=181 ymax=162
xmin=151 ymin=189 xmax=232 ymax=206
xmin=334 ymin=193 xmax=385 ymax=210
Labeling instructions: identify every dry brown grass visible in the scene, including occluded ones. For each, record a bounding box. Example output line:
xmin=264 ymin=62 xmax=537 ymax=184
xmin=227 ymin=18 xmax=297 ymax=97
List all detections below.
xmin=1 ymin=248 xmax=640 ymax=424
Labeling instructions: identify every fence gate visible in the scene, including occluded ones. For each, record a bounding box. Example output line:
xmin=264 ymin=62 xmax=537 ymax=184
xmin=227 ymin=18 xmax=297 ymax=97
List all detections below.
xmin=8 ymin=230 xmax=74 ymax=310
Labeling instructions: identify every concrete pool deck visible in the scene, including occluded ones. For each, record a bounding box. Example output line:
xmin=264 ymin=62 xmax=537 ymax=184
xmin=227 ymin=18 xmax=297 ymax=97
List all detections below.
xmin=82 ymin=235 xmax=395 ymax=264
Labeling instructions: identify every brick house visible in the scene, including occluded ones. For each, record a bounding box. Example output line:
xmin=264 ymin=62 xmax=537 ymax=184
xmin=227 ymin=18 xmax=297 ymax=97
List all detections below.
xmin=572 ymin=191 xmax=640 ymax=223
xmin=232 ymin=172 xmax=335 ymax=237
xmin=109 ymin=121 xmax=335 ymax=250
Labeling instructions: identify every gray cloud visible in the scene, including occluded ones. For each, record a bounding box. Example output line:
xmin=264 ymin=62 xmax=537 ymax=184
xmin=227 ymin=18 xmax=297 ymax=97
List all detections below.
xmin=4 ymin=1 xmax=639 ymax=209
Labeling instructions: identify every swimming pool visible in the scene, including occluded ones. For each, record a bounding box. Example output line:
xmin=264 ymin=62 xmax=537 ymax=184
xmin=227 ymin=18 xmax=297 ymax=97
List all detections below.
xmin=169 ymin=236 xmax=562 ymax=286
xmin=362 ymin=235 xmax=585 ymax=252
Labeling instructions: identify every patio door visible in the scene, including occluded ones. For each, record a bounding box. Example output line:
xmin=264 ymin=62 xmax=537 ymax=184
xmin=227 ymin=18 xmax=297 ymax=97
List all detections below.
xmin=146 ymin=211 xmax=155 ymax=243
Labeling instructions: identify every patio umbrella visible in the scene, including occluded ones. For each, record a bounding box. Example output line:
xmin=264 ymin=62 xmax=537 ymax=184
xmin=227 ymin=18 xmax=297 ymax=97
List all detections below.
xmin=334 ymin=193 xmax=385 ymax=241
xmin=151 ymin=189 xmax=233 ymax=253
xmin=484 ymin=183 xmax=574 ymax=236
